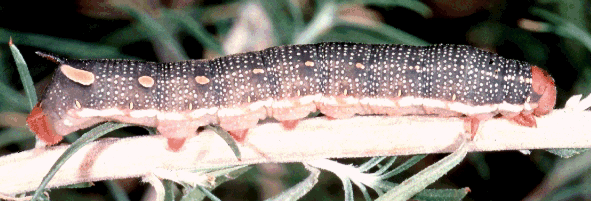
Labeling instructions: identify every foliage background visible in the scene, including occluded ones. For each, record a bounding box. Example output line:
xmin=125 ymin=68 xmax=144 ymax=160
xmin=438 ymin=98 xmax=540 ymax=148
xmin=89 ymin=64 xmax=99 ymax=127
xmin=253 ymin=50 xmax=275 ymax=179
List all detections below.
xmin=0 ymin=0 xmax=589 ymax=200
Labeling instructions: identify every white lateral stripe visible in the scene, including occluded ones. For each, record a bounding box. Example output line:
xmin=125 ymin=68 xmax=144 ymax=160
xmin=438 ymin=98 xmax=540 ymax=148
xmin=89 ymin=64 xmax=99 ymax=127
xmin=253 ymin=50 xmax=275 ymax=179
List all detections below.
xmin=130 ymin=109 xmax=160 ymax=118
xmin=249 ymin=99 xmax=273 ymax=111
xmin=157 ymin=113 xmax=185 ymax=120
xmin=77 ymin=108 xmax=125 ymax=117
xmin=397 ymin=96 xmax=416 ymax=107
xmin=359 ymin=98 xmax=397 ymax=107
xmin=497 ymin=102 xmax=524 ymax=112
xmin=319 ymin=96 xmax=339 ymax=106
xmin=190 ymin=107 xmax=218 ymax=118
xmin=448 ymin=102 xmax=497 ymax=115
xmin=217 ymin=108 xmax=246 ymax=117
xmin=299 ymin=94 xmax=322 ymax=105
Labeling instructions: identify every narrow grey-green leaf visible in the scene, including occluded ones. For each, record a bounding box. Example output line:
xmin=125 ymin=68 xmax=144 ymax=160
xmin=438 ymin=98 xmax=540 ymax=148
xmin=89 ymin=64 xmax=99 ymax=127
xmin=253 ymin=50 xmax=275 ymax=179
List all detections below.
xmin=374 ymin=157 xmax=397 ymax=175
xmin=337 ymin=19 xmax=429 ymax=46
xmin=181 ymin=166 xmax=251 ymax=201
xmin=163 ymin=179 xmax=176 ymax=201
xmin=0 ymin=127 xmax=35 ymax=147
xmin=413 ymin=188 xmax=470 ymax=201
xmin=379 ymin=155 xmax=426 ymax=179
xmin=0 ymin=82 xmax=29 ymax=112
xmin=376 ymin=141 xmax=468 ymax=201
xmin=164 ymin=10 xmax=225 ymax=55
xmin=61 ymin=182 xmax=95 ymax=189
xmin=105 ymin=180 xmax=131 ymax=201
xmin=545 ymin=148 xmax=589 ymax=158
xmin=359 ymin=156 xmax=387 ymax=172
xmin=9 ymin=40 xmax=37 ymax=110
xmin=198 ymin=186 xmax=221 ymax=201
xmin=266 ymin=165 xmax=321 ymax=201
xmin=31 ymin=122 xmax=131 ymax=200
xmin=207 ymin=125 xmax=241 ymax=160
xmin=207 ymin=165 xmax=252 ymax=186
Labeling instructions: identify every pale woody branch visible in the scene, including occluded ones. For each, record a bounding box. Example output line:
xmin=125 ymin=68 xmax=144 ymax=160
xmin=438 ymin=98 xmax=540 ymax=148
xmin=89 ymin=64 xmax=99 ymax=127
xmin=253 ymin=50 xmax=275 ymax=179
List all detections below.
xmin=0 ymin=95 xmax=590 ymax=195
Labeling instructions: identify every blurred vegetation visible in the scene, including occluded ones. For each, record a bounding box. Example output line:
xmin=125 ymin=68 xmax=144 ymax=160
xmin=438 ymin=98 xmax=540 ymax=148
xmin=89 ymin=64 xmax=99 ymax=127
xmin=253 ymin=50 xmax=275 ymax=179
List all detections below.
xmin=1 ymin=0 xmax=591 ymax=200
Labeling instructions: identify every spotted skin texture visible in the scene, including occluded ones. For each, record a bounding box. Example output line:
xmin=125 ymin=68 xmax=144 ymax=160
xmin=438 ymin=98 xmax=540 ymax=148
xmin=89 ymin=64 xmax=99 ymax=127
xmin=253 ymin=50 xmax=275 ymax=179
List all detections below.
xmin=29 ymin=43 xmax=556 ymax=151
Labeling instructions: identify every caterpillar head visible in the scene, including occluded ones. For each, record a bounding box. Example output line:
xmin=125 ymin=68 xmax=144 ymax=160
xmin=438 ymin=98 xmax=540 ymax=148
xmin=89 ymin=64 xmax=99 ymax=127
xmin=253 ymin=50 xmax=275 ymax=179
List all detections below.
xmin=530 ymin=66 xmax=556 ymax=116
xmin=27 ymin=52 xmax=103 ymax=145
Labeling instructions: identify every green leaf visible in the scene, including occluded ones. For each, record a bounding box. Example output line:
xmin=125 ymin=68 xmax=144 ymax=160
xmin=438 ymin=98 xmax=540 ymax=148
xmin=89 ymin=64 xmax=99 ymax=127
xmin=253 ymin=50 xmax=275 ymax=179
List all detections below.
xmin=0 ymin=82 xmax=29 ymax=112
xmin=546 ymin=148 xmax=589 ymax=158
xmin=121 ymin=7 xmax=188 ymax=61
xmin=180 ymin=165 xmax=251 ymax=201
xmin=0 ymin=29 xmax=131 ymax=59
xmin=293 ymin=0 xmax=337 ymax=44
xmin=31 ymin=122 xmax=131 ymax=200
xmin=164 ymin=9 xmax=225 ymax=55
xmin=376 ymin=141 xmax=468 ymax=201
xmin=163 ymin=179 xmax=176 ymax=201
xmin=266 ymin=165 xmax=321 ymax=201
xmin=207 ymin=125 xmax=241 ymax=160
xmin=379 ymin=155 xmax=426 ymax=179
xmin=363 ymin=0 xmax=432 ymax=18
xmin=336 ymin=19 xmax=429 ymax=46
xmin=9 ymin=40 xmax=37 ymax=111
xmin=413 ymin=188 xmax=470 ymax=201
xmin=359 ymin=156 xmax=387 ymax=172
xmin=105 ymin=180 xmax=131 ymax=201
xmin=61 ymin=182 xmax=95 ymax=189
xmin=0 ymin=128 xmax=35 ymax=147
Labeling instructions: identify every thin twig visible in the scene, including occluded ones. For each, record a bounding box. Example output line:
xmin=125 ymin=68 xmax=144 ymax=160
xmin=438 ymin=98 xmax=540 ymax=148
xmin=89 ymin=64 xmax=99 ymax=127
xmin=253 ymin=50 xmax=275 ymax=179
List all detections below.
xmin=0 ymin=107 xmax=590 ymax=195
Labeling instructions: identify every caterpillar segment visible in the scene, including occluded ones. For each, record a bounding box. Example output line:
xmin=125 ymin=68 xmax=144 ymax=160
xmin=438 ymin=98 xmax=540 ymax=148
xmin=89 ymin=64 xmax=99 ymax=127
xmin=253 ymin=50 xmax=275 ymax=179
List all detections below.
xmin=27 ymin=43 xmax=557 ymax=151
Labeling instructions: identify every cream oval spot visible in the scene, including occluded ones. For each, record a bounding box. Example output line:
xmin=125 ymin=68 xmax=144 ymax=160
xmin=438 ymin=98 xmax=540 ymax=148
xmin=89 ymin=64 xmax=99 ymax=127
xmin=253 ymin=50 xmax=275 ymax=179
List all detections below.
xmin=60 ymin=64 xmax=95 ymax=85
xmin=305 ymin=61 xmax=315 ymax=67
xmin=75 ymin=100 xmax=82 ymax=109
xmin=253 ymin=69 xmax=265 ymax=74
xmin=355 ymin=63 xmax=365 ymax=69
xmin=195 ymin=76 xmax=210 ymax=85
xmin=129 ymin=102 xmax=134 ymax=110
xmin=138 ymin=76 xmax=155 ymax=88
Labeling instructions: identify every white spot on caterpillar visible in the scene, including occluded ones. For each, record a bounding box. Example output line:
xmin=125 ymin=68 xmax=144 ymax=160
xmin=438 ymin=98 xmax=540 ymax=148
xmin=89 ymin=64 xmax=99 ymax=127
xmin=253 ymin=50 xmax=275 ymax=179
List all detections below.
xmin=60 ymin=64 xmax=95 ymax=85
xmin=305 ymin=61 xmax=315 ymax=67
xmin=138 ymin=76 xmax=155 ymax=88
xmin=63 ymin=119 xmax=73 ymax=126
xmin=195 ymin=76 xmax=210 ymax=85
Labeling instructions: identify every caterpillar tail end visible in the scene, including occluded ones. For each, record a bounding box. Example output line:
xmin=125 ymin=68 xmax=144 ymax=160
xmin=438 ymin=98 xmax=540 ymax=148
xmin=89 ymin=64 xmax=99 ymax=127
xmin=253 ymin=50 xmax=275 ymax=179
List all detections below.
xmin=26 ymin=103 xmax=63 ymax=145
xmin=531 ymin=66 xmax=556 ymax=116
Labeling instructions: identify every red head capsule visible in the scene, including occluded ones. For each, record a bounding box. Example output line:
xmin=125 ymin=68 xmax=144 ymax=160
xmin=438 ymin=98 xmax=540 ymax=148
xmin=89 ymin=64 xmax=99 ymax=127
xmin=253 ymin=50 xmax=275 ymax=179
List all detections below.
xmin=26 ymin=103 xmax=63 ymax=145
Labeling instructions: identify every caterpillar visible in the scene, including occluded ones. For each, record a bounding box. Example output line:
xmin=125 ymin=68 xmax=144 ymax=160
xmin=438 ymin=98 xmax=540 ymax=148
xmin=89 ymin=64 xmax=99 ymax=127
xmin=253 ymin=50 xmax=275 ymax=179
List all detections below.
xmin=26 ymin=42 xmax=557 ymax=151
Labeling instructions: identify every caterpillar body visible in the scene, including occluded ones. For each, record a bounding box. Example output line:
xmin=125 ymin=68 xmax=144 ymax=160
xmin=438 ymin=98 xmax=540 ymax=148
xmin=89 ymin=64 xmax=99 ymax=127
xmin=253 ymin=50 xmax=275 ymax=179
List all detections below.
xmin=26 ymin=42 xmax=557 ymax=151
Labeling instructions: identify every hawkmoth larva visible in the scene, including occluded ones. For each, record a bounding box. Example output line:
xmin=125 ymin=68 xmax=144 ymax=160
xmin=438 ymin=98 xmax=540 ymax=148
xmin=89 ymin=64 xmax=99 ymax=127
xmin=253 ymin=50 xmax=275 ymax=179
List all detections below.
xmin=26 ymin=42 xmax=557 ymax=151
